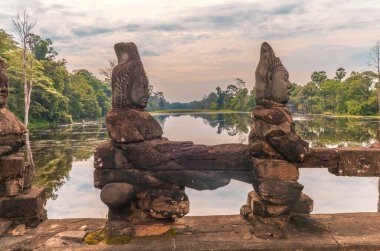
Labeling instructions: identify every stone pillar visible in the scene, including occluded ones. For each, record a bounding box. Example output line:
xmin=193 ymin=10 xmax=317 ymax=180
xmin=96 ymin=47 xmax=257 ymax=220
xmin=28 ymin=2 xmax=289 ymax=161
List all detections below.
xmin=0 ymin=57 xmax=46 ymax=227
xmin=240 ymin=42 xmax=313 ymax=237
xmin=94 ymin=43 xmax=189 ymax=236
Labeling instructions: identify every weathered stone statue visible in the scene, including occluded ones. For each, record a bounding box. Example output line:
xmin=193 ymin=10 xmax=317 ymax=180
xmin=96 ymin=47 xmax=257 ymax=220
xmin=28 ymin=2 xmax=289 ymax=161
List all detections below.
xmin=0 ymin=58 xmax=26 ymax=158
xmin=107 ymin=42 xmax=163 ymax=143
xmin=0 ymin=57 xmax=46 ymax=226
xmin=241 ymin=42 xmax=313 ymax=237
xmin=95 ymin=43 xmax=252 ymax=236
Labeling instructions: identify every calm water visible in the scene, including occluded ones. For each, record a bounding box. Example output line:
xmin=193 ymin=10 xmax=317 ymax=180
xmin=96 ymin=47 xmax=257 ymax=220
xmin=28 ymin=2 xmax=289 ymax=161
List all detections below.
xmin=26 ymin=113 xmax=380 ymax=218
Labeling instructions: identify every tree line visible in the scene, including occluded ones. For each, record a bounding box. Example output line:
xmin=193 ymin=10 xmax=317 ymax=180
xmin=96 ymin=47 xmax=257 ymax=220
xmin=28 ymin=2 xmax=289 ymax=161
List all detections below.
xmin=148 ymin=48 xmax=380 ymax=116
xmin=1 ymin=26 xmax=111 ymax=126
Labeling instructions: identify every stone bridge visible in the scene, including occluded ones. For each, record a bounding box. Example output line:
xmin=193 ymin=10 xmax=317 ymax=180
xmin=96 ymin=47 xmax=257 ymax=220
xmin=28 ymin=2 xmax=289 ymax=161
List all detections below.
xmin=0 ymin=42 xmax=380 ymax=244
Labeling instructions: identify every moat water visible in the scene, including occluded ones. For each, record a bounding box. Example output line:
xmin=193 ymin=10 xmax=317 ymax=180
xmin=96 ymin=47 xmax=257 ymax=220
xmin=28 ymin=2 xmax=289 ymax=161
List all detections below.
xmin=26 ymin=113 xmax=380 ymax=218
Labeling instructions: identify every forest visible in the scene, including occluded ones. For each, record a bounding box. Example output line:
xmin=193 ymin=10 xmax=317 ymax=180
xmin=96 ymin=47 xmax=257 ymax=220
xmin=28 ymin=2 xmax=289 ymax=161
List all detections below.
xmin=150 ymin=70 xmax=380 ymax=116
xmin=1 ymin=27 xmax=379 ymax=128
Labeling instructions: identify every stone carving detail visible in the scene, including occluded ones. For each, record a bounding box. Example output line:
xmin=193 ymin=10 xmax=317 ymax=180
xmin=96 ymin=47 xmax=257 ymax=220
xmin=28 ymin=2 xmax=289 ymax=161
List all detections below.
xmin=107 ymin=42 xmax=162 ymax=143
xmin=0 ymin=57 xmax=46 ymax=227
xmin=95 ymin=43 xmax=256 ymax=236
xmin=96 ymin=42 xmax=316 ymax=238
xmin=241 ymin=42 xmax=313 ymax=235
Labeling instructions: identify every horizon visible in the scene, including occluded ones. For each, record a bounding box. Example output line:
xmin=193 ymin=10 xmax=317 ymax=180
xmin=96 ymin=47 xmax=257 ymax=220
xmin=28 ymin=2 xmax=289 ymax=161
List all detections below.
xmin=1 ymin=0 xmax=379 ymax=102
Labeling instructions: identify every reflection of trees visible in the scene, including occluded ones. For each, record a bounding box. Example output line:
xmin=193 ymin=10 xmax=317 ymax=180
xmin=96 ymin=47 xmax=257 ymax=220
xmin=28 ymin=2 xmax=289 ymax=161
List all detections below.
xmin=25 ymin=123 xmax=108 ymax=200
xmin=21 ymin=114 xmax=380 ymax=200
xmin=192 ymin=113 xmax=251 ymax=136
xmin=156 ymin=113 xmax=378 ymax=147
xmin=152 ymin=115 xmax=168 ymax=129
xmin=295 ymin=117 xmax=378 ymax=147
xmin=153 ymin=113 xmax=252 ymax=137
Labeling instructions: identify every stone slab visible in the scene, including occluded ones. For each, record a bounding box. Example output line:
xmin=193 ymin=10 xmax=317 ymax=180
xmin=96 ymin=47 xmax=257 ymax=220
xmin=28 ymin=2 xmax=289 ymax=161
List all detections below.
xmin=2 ymin=214 xmax=380 ymax=250
xmin=334 ymin=148 xmax=380 ymax=176
xmin=0 ymin=186 xmax=46 ymax=218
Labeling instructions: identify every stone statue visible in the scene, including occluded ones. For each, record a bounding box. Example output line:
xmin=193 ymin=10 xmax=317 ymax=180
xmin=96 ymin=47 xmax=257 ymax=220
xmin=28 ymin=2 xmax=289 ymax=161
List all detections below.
xmin=0 ymin=58 xmax=27 ymax=157
xmin=241 ymin=42 xmax=313 ymax=237
xmin=95 ymin=43 xmax=253 ymax=236
xmin=106 ymin=42 xmax=163 ymax=143
xmin=0 ymin=57 xmax=46 ymax=226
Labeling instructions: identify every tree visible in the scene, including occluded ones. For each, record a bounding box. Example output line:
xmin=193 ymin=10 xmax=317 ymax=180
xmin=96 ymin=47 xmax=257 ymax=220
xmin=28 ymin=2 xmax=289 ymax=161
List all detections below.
xmin=99 ymin=59 xmax=117 ymax=86
xmin=311 ymin=71 xmax=327 ymax=86
xmin=367 ymin=42 xmax=380 ymax=116
xmin=0 ymin=29 xmax=17 ymax=59
xmin=12 ymin=11 xmax=36 ymax=127
xmin=335 ymin=67 xmax=346 ymax=82
xmin=28 ymin=34 xmax=58 ymax=60
xmin=215 ymin=86 xmax=225 ymax=110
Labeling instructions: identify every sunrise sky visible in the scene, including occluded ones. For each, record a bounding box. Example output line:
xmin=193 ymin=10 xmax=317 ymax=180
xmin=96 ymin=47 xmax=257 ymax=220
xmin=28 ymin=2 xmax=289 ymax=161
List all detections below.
xmin=1 ymin=0 xmax=379 ymax=102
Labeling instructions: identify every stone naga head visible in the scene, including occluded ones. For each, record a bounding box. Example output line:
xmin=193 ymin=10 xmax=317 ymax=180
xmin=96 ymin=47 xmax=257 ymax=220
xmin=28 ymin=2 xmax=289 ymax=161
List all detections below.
xmin=111 ymin=42 xmax=150 ymax=109
xmin=0 ymin=57 xmax=9 ymax=108
xmin=255 ymin=42 xmax=291 ymax=106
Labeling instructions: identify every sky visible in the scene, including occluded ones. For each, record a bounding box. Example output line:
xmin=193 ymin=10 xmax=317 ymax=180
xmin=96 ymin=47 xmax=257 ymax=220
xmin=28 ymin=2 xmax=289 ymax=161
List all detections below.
xmin=0 ymin=0 xmax=379 ymax=102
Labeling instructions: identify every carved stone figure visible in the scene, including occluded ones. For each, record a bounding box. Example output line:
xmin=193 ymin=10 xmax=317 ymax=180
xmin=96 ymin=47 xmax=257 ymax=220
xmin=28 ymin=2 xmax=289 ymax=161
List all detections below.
xmin=96 ymin=43 xmax=255 ymax=236
xmin=241 ymin=42 xmax=313 ymax=236
xmin=106 ymin=42 xmax=163 ymax=143
xmin=0 ymin=57 xmax=46 ymax=226
xmin=0 ymin=58 xmax=26 ymax=157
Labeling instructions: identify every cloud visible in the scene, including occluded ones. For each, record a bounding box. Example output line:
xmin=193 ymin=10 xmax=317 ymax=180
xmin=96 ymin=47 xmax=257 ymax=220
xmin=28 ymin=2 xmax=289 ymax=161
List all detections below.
xmin=1 ymin=0 xmax=380 ymax=101
xmin=72 ymin=27 xmax=116 ymax=37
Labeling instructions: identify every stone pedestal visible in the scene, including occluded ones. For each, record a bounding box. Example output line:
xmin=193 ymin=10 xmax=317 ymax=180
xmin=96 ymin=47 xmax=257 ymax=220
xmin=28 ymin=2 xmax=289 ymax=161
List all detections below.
xmin=0 ymin=153 xmax=46 ymax=227
xmin=243 ymin=100 xmax=312 ymax=236
xmin=0 ymin=187 xmax=47 ymax=227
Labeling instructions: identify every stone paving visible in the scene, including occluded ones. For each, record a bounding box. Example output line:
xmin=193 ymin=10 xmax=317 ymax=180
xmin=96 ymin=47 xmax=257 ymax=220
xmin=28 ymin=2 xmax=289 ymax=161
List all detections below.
xmin=1 ymin=213 xmax=380 ymax=250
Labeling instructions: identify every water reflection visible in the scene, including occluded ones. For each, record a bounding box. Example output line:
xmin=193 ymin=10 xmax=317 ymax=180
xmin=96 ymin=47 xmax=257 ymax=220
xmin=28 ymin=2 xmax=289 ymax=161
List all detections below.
xmin=24 ymin=114 xmax=380 ymax=218
xmin=27 ymin=123 xmax=108 ymax=200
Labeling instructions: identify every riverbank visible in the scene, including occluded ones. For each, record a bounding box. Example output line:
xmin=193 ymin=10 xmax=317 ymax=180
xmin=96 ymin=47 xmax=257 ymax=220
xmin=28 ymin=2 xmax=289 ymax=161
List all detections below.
xmin=1 ymin=213 xmax=380 ymax=250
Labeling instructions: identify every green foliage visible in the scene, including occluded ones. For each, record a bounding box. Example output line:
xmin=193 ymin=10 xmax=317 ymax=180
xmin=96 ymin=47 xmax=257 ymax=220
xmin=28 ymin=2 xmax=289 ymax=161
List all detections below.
xmin=290 ymin=69 xmax=379 ymax=116
xmin=311 ymin=71 xmax=327 ymax=85
xmin=28 ymin=33 xmax=58 ymax=60
xmin=0 ymin=29 xmax=111 ymax=125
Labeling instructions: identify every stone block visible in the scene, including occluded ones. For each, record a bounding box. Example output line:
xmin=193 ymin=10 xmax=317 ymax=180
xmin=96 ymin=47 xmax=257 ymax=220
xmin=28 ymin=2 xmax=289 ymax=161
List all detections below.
xmin=100 ymin=183 xmax=134 ymax=209
xmin=0 ymin=153 xmax=26 ymax=196
xmin=140 ymin=189 xmax=189 ymax=219
xmin=94 ymin=168 xmax=164 ymax=188
xmin=257 ymin=179 xmax=303 ymax=205
xmin=267 ymin=132 xmax=309 ymax=162
xmin=299 ymin=147 xmax=339 ymax=168
xmin=0 ymin=179 xmax=22 ymax=197
xmin=252 ymin=106 xmax=292 ymax=125
xmin=0 ymin=153 xmax=24 ymax=177
xmin=0 ymin=187 xmax=46 ymax=219
xmin=253 ymin=158 xmax=299 ymax=181
xmin=292 ymin=193 xmax=313 ymax=214
xmin=106 ymin=108 xmax=163 ymax=143
xmin=45 ymin=230 xmax=86 ymax=248
xmin=333 ymin=148 xmax=380 ymax=176
xmin=246 ymin=191 xmax=291 ymax=217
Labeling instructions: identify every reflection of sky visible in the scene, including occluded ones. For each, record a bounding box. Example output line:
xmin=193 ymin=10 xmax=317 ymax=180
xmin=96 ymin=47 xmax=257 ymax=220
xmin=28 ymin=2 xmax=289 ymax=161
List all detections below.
xmin=44 ymin=115 xmax=379 ymax=218
xmin=161 ymin=114 xmax=248 ymax=145
xmin=46 ymin=157 xmax=108 ymax=219
xmin=300 ymin=169 xmax=378 ymax=213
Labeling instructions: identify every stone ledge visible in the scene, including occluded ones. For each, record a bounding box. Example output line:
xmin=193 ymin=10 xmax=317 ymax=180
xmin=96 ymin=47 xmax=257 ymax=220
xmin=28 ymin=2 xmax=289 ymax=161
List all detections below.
xmin=1 ymin=213 xmax=380 ymax=250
